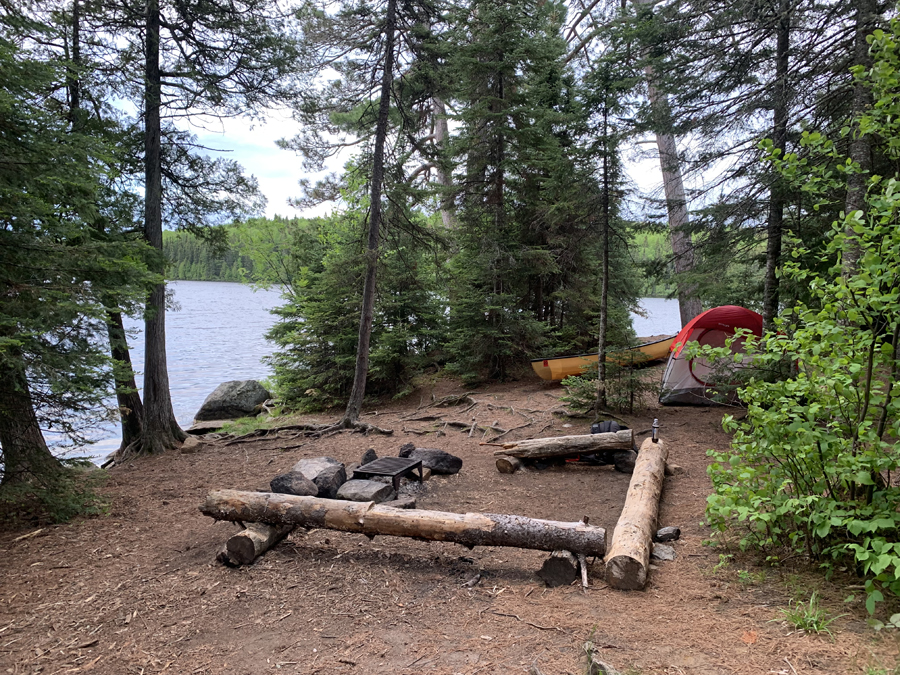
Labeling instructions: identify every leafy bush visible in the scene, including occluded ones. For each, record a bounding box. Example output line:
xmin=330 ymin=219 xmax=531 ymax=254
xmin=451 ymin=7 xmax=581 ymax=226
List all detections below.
xmin=705 ymin=21 xmax=900 ymax=615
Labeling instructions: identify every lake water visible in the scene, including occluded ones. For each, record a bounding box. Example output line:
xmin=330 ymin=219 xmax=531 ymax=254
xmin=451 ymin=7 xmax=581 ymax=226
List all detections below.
xmin=83 ymin=281 xmax=283 ymax=461
xmin=80 ymin=283 xmax=680 ymax=461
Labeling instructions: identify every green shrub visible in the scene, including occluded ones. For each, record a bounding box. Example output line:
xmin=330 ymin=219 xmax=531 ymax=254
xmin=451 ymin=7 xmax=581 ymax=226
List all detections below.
xmin=704 ymin=20 xmax=900 ymax=616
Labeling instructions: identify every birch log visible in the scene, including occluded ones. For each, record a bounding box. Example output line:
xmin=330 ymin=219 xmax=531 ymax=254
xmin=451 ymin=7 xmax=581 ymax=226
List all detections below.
xmin=217 ymin=523 xmax=295 ymax=566
xmin=605 ymin=437 xmax=669 ymax=590
xmin=492 ymin=430 xmax=633 ymax=458
xmin=201 ymin=490 xmax=606 ymax=557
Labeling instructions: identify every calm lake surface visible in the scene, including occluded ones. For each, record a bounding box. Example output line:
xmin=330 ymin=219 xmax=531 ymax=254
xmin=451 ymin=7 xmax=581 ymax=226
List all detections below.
xmin=81 ymin=283 xmax=680 ymax=461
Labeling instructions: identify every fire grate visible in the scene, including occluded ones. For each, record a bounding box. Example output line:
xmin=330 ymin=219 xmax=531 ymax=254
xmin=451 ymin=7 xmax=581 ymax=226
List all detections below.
xmin=352 ymin=456 xmax=424 ymax=495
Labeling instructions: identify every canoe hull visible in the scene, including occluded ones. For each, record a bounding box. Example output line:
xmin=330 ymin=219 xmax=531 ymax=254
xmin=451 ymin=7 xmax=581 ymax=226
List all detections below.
xmin=531 ymin=336 xmax=676 ymax=381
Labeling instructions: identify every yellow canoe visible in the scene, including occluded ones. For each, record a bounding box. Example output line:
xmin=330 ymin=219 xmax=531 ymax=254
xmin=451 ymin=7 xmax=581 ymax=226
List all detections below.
xmin=530 ymin=335 xmax=676 ymax=381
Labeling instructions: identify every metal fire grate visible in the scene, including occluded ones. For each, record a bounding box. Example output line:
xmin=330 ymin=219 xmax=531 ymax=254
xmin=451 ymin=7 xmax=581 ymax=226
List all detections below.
xmin=352 ymin=456 xmax=424 ymax=494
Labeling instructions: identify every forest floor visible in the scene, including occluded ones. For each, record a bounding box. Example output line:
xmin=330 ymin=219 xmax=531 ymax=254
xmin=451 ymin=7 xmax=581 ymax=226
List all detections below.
xmin=2 ymin=367 xmax=900 ymax=675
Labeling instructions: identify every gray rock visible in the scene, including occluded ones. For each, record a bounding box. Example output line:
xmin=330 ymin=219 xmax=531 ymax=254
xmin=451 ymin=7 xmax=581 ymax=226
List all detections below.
xmin=651 ymin=543 xmax=676 ymax=561
xmin=270 ymin=471 xmax=318 ymax=496
xmin=613 ymin=450 xmax=637 ymax=474
xmin=361 ymin=448 xmax=378 ymax=465
xmin=398 ymin=442 xmax=416 ymax=457
xmin=400 ymin=447 xmax=463 ymax=475
xmin=292 ymin=457 xmax=347 ymax=498
xmin=655 ymin=526 xmax=681 ymax=542
xmin=336 ymin=479 xmax=395 ymax=503
xmin=181 ymin=435 xmax=203 ymax=454
xmin=194 ymin=380 xmax=270 ymax=421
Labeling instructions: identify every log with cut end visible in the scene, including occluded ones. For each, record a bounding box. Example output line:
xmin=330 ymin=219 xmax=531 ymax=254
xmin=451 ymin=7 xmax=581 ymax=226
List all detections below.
xmin=495 ymin=456 xmax=523 ymax=473
xmin=217 ymin=523 xmax=295 ymax=566
xmin=537 ymin=550 xmax=579 ymax=587
xmin=492 ymin=430 xmax=633 ymax=458
xmin=604 ymin=437 xmax=668 ymax=590
xmin=200 ymin=490 xmax=606 ymax=557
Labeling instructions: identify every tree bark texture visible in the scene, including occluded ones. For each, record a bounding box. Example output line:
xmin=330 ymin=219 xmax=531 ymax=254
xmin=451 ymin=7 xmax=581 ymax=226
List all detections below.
xmin=432 ymin=96 xmax=456 ymax=229
xmin=492 ymin=430 xmax=633 ymax=458
xmin=343 ymin=0 xmax=397 ymax=424
xmin=631 ymin=0 xmax=700 ymax=327
xmin=0 ymin=352 xmax=62 ymax=485
xmin=201 ymin=490 xmax=607 ymax=557
xmin=129 ymin=0 xmax=185 ymax=456
xmin=843 ymin=0 xmax=877 ymax=278
xmin=105 ymin=309 xmax=144 ymax=450
xmin=604 ymin=438 xmax=668 ymax=590
xmin=217 ymin=523 xmax=295 ymax=566
xmin=763 ymin=0 xmax=790 ymax=332
xmin=596 ymin=106 xmax=610 ymax=410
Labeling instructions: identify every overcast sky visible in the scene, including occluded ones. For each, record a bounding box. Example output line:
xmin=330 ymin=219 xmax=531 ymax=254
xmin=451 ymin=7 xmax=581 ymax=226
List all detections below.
xmin=190 ymin=112 xmax=669 ymax=221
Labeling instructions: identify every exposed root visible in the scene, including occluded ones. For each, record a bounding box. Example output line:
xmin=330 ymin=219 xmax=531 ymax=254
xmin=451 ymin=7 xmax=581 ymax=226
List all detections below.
xmin=485 ymin=421 xmax=534 ymax=442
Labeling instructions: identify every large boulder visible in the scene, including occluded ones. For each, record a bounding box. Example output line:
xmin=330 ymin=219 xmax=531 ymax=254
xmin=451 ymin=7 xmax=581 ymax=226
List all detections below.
xmin=194 ymin=380 xmax=270 ymax=421
xmin=336 ymin=479 xmax=395 ymax=503
xmin=270 ymin=471 xmax=319 ymax=497
xmin=292 ymin=457 xmax=347 ymax=498
xmin=398 ymin=445 xmax=463 ymax=475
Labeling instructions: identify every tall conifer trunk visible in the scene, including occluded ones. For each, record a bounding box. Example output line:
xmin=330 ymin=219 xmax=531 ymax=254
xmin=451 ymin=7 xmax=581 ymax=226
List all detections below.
xmin=124 ymin=0 xmax=185 ymax=454
xmin=763 ymin=0 xmax=790 ymax=332
xmin=631 ymin=0 xmax=700 ymax=327
xmin=843 ymin=0 xmax=877 ymax=278
xmin=342 ymin=0 xmax=397 ymax=424
xmin=66 ymin=0 xmax=145 ymax=453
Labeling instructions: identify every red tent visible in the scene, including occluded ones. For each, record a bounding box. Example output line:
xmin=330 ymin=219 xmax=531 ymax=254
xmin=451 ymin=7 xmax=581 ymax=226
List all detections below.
xmin=661 ymin=306 xmax=763 ymax=405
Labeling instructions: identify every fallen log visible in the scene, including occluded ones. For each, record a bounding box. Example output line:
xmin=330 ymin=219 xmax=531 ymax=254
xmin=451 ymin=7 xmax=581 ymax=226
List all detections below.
xmin=490 ymin=429 xmax=633 ymax=458
xmin=604 ymin=437 xmax=668 ymax=590
xmin=201 ymin=490 xmax=606 ymax=557
xmin=537 ymin=550 xmax=579 ymax=587
xmin=495 ymin=456 xmax=523 ymax=474
xmin=217 ymin=523 xmax=295 ymax=566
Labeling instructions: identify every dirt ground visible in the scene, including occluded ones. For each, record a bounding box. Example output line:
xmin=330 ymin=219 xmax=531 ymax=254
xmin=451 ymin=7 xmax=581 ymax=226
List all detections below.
xmin=2 ymin=369 xmax=899 ymax=675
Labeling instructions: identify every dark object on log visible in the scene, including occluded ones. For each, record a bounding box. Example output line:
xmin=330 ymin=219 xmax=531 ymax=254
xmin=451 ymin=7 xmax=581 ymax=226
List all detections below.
xmin=270 ymin=471 xmax=319 ymax=496
xmin=492 ymin=430 xmax=633 ymax=459
xmin=537 ymin=550 xmax=579 ymax=587
xmin=217 ymin=523 xmax=295 ymax=566
xmin=292 ymin=457 xmax=347 ymax=498
xmin=654 ymin=526 xmax=681 ymax=542
xmin=613 ymin=450 xmax=638 ymax=474
xmin=399 ymin=447 xmax=463 ymax=474
xmin=496 ymin=456 xmax=523 ymax=474
xmin=200 ymin=490 xmax=606 ymax=556
xmin=361 ymin=448 xmax=378 ymax=465
xmin=605 ymin=438 xmax=668 ymax=590
xmin=591 ymin=420 xmax=625 ymax=434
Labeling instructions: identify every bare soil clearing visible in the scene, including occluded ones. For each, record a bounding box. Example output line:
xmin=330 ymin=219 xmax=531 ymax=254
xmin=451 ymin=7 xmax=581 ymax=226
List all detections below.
xmin=2 ymin=373 xmax=898 ymax=675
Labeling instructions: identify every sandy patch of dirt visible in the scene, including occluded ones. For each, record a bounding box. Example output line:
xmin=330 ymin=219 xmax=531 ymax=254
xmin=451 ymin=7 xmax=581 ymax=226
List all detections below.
xmin=1 ymin=371 xmax=898 ymax=675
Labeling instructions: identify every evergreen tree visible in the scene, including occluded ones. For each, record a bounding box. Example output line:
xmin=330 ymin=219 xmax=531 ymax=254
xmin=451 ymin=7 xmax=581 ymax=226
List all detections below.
xmin=0 ymin=37 xmax=154 ymax=495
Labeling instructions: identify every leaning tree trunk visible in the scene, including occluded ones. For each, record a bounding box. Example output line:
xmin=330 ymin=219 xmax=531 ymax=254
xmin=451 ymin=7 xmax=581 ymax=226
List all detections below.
xmin=342 ymin=0 xmax=397 ymax=425
xmin=125 ymin=0 xmax=185 ymax=457
xmin=843 ymin=0 xmax=877 ymax=278
xmin=105 ymin=309 xmax=144 ymax=450
xmin=631 ymin=0 xmax=700 ymax=327
xmin=0 ymin=352 xmax=62 ymax=486
xmin=201 ymin=490 xmax=607 ymax=557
